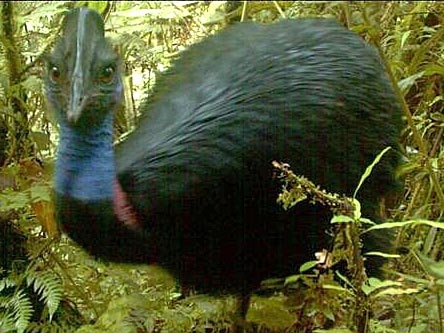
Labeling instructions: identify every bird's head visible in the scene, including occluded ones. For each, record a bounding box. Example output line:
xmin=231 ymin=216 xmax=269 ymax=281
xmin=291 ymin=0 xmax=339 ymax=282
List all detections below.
xmin=44 ymin=7 xmax=123 ymax=131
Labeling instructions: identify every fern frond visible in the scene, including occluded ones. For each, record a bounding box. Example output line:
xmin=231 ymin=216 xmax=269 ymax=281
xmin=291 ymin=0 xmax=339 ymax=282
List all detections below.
xmin=0 ymin=310 xmax=16 ymax=332
xmin=26 ymin=271 xmax=63 ymax=321
xmin=0 ymin=276 xmax=16 ymax=292
xmin=11 ymin=289 xmax=33 ymax=333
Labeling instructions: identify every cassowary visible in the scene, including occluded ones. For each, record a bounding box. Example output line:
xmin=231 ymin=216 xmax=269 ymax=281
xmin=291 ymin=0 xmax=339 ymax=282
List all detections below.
xmin=45 ymin=7 xmax=402 ymax=319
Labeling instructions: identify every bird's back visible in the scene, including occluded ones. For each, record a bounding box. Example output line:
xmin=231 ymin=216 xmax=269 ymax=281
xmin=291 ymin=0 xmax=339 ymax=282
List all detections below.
xmin=115 ymin=19 xmax=402 ymax=293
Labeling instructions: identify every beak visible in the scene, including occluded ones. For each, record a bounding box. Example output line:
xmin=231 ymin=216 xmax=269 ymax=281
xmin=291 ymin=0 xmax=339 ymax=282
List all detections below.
xmin=67 ymin=71 xmax=84 ymax=124
xmin=67 ymin=7 xmax=90 ymax=124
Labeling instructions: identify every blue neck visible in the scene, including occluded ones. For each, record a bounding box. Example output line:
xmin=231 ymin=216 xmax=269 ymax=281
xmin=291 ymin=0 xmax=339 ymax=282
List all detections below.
xmin=55 ymin=114 xmax=115 ymax=201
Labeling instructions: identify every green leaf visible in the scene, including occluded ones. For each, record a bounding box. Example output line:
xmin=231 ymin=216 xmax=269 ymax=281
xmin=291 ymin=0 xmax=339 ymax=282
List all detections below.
xmin=364 ymin=251 xmax=400 ymax=258
xmin=366 ymin=219 xmax=444 ymax=232
xmin=27 ymin=271 xmax=63 ymax=321
xmin=284 ymin=274 xmax=305 ymax=285
xmin=397 ymin=71 xmax=424 ymax=92
xmin=0 ymin=277 xmax=16 ymax=292
xmin=20 ymin=2 xmax=66 ymax=23
xmin=331 ymin=215 xmax=354 ymax=223
xmin=353 ymin=147 xmax=391 ymax=199
xmin=29 ymin=184 xmax=52 ymax=203
xmin=359 ymin=217 xmax=375 ymax=226
xmin=322 ymin=284 xmax=354 ymax=296
xmin=393 ymin=272 xmax=429 ymax=285
xmin=201 ymin=1 xmax=227 ymax=24
xmin=374 ymin=287 xmax=419 ymax=298
xmin=0 ymin=310 xmax=15 ymax=332
xmin=12 ymin=290 xmax=33 ymax=333
xmin=335 ymin=271 xmax=355 ymax=291
xmin=400 ymin=30 xmax=411 ymax=49
xmin=0 ymin=189 xmax=30 ymax=212
xmin=84 ymin=1 xmax=110 ymax=14
xmin=426 ymin=260 xmax=444 ymax=280
xmin=435 ymin=279 xmax=444 ymax=287
xmin=299 ymin=261 xmax=319 ymax=273
xmin=361 ymin=278 xmax=403 ymax=296
xmin=353 ymin=198 xmax=361 ymax=220
xmin=423 ymin=64 xmax=444 ymax=77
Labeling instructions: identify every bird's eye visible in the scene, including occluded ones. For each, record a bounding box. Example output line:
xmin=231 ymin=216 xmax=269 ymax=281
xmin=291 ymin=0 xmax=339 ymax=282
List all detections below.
xmin=49 ymin=65 xmax=61 ymax=83
xmin=99 ymin=66 xmax=115 ymax=84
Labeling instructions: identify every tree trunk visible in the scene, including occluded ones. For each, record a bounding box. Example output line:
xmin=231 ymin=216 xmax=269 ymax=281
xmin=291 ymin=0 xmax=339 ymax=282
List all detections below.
xmin=1 ymin=1 xmax=33 ymax=165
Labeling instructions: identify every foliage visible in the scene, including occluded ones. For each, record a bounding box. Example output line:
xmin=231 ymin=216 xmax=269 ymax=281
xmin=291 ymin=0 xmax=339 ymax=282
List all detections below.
xmin=273 ymin=149 xmax=412 ymax=332
xmin=1 ymin=1 xmax=444 ymax=333
xmin=0 ymin=268 xmax=64 ymax=332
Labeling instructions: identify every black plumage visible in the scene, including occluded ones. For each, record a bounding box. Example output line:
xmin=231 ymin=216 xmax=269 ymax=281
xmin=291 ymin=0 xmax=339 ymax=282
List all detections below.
xmin=45 ymin=8 xmax=402 ymax=305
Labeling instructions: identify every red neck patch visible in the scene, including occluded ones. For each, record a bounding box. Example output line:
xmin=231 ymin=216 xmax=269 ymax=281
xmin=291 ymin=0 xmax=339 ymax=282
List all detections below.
xmin=113 ymin=180 xmax=142 ymax=232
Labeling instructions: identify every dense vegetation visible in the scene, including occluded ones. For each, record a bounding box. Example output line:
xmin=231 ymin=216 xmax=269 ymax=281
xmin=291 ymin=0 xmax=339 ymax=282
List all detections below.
xmin=0 ymin=1 xmax=443 ymax=332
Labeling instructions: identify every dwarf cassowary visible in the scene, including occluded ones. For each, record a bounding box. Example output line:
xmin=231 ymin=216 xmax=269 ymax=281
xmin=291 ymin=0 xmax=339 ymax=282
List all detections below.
xmin=45 ymin=7 xmax=402 ymax=317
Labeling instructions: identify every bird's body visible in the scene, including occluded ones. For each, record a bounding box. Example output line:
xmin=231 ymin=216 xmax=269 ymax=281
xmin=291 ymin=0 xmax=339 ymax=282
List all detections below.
xmin=46 ymin=8 xmax=402 ymax=300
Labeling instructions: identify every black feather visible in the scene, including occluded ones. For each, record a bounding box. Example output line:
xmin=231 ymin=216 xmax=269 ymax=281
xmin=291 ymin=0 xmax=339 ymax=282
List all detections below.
xmin=46 ymin=8 xmax=402 ymax=299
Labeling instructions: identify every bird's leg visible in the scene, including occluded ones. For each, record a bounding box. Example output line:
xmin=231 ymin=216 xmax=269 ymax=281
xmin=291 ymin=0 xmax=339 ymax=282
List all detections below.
xmin=232 ymin=293 xmax=251 ymax=333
